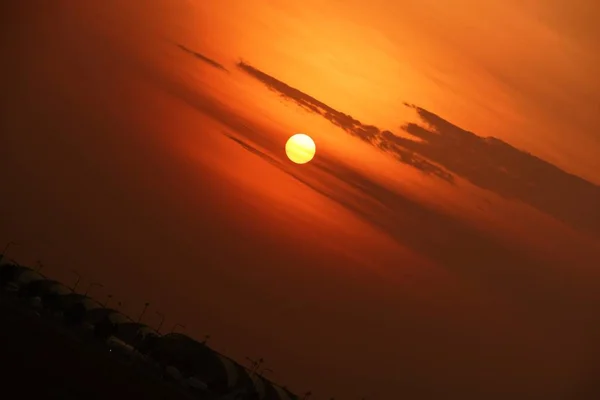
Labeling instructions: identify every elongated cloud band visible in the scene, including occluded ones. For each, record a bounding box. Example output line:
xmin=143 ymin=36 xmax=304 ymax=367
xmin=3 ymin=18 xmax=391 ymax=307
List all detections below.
xmin=178 ymin=44 xmax=229 ymax=72
xmin=236 ymin=61 xmax=600 ymax=237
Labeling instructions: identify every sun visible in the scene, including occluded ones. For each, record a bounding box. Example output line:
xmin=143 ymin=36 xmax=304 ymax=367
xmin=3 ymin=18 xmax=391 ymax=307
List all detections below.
xmin=285 ymin=133 xmax=316 ymax=164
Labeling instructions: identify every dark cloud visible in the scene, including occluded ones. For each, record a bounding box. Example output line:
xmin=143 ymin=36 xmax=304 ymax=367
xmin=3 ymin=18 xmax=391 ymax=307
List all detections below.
xmin=398 ymin=104 xmax=600 ymax=236
xmin=236 ymin=61 xmax=600 ymax=237
xmin=178 ymin=44 xmax=228 ymax=72
xmin=219 ymin=131 xmax=585 ymax=318
xmin=147 ymin=67 xmax=589 ymax=302
xmin=125 ymin=51 xmax=598 ymax=320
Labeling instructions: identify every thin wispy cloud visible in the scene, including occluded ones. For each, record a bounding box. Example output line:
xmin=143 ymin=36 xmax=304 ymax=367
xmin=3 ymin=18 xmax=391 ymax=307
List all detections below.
xmin=178 ymin=44 xmax=229 ymax=72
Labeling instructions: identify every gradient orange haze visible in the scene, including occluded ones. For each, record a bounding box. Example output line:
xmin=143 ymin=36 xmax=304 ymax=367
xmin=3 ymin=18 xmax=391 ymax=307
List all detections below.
xmin=2 ymin=1 xmax=600 ymax=399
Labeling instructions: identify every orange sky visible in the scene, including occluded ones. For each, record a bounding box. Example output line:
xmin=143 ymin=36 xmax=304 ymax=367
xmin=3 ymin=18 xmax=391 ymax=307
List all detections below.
xmin=2 ymin=1 xmax=600 ymax=399
xmin=187 ymin=0 xmax=600 ymax=184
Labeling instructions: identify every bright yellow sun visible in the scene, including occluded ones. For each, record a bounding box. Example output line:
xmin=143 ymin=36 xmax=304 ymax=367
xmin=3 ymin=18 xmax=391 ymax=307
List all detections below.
xmin=285 ymin=133 xmax=316 ymax=164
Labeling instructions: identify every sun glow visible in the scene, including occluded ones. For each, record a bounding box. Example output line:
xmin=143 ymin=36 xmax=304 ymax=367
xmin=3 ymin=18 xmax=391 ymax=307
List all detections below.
xmin=285 ymin=133 xmax=316 ymax=164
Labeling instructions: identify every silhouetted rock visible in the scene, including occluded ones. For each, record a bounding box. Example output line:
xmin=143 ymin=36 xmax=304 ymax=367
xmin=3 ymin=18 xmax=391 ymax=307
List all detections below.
xmin=94 ymin=317 xmax=117 ymax=341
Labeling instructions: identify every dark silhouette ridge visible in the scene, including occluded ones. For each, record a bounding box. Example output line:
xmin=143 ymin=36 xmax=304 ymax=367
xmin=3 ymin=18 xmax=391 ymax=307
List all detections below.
xmin=1 ymin=264 xmax=300 ymax=399
xmin=236 ymin=61 xmax=600 ymax=237
xmin=177 ymin=44 xmax=229 ymax=72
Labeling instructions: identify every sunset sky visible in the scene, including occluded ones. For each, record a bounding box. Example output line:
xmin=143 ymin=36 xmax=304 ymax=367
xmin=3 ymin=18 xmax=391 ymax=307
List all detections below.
xmin=2 ymin=1 xmax=600 ymax=398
